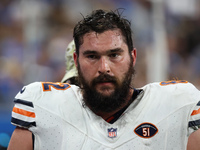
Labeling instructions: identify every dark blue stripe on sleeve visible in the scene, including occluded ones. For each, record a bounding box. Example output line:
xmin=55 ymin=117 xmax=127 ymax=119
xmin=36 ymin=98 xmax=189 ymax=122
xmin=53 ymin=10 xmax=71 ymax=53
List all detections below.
xmin=11 ymin=117 xmax=36 ymax=127
xmin=197 ymin=101 xmax=200 ymax=106
xmin=189 ymin=119 xmax=200 ymax=128
xmin=14 ymin=99 xmax=33 ymax=107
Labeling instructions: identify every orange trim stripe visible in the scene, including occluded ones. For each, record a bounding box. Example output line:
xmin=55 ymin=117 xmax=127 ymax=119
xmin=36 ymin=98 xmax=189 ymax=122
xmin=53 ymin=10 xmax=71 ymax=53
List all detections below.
xmin=191 ymin=108 xmax=200 ymax=116
xmin=12 ymin=107 xmax=35 ymax=118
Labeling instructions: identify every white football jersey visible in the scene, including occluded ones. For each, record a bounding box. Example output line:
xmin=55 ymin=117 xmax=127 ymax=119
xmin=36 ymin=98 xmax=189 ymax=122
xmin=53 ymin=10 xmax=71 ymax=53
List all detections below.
xmin=11 ymin=81 xmax=200 ymax=150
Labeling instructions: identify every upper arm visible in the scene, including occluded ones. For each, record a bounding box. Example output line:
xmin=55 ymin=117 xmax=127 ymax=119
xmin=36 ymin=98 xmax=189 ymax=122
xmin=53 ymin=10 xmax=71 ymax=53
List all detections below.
xmin=8 ymin=127 xmax=33 ymax=150
xmin=187 ymin=129 xmax=200 ymax=150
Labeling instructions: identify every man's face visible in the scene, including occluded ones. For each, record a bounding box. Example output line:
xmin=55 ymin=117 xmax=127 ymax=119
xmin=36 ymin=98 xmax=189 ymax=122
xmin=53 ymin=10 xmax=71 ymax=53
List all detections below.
xmin=74 ymin=29 xmax=136 ymax=112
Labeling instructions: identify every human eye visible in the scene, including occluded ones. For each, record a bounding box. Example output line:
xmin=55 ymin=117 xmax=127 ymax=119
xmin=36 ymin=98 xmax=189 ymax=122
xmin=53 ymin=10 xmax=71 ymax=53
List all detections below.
xmin=86 ymin=54 xmax=99 ymax=60
xmin=109 ymin=53 xmax=119 ymax=58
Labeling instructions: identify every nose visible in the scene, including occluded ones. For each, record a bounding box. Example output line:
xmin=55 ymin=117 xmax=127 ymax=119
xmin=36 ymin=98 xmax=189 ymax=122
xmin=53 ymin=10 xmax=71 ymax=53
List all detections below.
xmin=98 ymin=57 xmax=110 ymax=74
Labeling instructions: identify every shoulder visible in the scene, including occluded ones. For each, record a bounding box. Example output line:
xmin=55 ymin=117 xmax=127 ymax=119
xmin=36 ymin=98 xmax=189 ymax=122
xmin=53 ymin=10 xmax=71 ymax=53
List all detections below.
xmin=11 ymin=82 xmax=81 ymax=128
xmin=142 ymin=80 xmax=200 ymax=104
xmin=15 ymin=82 xmax=79 ymax=103
xmin=15 ymin=82 xmax=42 ymax=102
xmin=143 ymin=80 xmax=198 ymax=93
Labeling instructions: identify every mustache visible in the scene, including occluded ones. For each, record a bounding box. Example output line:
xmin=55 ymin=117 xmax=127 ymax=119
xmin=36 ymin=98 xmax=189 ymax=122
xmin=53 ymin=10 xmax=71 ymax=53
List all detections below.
xmin=91 ymin=74 xmax=117 ymax=86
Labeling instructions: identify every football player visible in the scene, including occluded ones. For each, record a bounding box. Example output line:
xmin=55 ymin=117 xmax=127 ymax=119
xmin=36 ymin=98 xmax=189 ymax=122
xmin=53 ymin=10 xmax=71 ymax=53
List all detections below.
xmin=8 ymin=9 xmax=200 ymax=150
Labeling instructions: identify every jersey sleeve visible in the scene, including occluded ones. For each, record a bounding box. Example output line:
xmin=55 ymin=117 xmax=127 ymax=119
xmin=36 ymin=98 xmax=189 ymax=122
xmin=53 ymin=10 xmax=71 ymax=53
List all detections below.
xmin=11 ymin=82 xmax=41 ymax=129
xmin=159 ymin=81 xmax=200 ymax=135
xmin=185 ymin=82 xmax=200 ymax=134
xmin=188 ymin=101 xmax=200 ymax=134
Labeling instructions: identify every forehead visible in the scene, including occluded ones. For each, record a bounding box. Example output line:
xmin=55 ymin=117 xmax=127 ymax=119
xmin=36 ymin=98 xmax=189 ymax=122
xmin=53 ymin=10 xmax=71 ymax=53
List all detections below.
xmin=79 ymin=29 xmax=127 ymax=51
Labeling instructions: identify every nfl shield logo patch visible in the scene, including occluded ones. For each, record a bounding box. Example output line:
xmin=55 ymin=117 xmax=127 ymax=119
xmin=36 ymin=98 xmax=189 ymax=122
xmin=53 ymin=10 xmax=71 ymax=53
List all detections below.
xmin=108 ymin=128 xmax=117 ymax=138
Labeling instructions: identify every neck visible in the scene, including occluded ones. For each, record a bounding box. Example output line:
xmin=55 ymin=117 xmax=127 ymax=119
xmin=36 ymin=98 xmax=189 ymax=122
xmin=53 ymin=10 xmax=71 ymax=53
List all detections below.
xmin=95 ymin=88 xmax=134 ymax=120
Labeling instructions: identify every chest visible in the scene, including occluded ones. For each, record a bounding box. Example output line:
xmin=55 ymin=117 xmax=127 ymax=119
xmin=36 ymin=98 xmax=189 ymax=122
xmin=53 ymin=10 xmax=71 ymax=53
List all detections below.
xmin=32 ymin=100 xmax=189 ymax=150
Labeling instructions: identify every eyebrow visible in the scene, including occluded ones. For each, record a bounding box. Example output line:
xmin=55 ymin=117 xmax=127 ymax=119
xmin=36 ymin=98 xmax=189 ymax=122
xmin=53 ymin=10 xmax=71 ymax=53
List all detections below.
xmin=83 ymin=48 xmax=124 ymax=55
xmin=83 ymin=50 xmax=97 ymax=55
xmin=109 ymin=48 xmax=124 ymax=53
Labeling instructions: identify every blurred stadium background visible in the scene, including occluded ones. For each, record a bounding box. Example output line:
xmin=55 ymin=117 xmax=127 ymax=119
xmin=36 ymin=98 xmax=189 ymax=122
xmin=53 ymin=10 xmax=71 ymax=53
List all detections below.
xmin=0 ymin=0 xmax=200 ymax=146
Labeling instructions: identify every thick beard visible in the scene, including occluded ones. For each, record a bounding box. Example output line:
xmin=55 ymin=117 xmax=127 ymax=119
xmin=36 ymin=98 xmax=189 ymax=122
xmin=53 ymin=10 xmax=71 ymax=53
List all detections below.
xmin=78 ymin=61 xmax=135 ymax=113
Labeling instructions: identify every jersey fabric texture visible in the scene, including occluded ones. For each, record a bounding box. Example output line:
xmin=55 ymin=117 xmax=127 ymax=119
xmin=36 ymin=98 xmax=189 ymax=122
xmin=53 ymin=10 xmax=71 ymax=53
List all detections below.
xmin=11 ymin=81 xmax=200 ymax=150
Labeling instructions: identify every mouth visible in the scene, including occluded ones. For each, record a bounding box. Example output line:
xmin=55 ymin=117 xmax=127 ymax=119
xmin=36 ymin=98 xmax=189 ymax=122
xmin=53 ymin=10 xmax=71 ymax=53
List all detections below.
xmin=91 ymin=75 xmax=117 ymax=89
xmin=96 ymin=78 xmax=115 ymax=85
xmin=97 ymin=82 xmax=113 ymax=86
xmin=95 ymin=81 xmax=116 ymax=90
xmin=95 ymin=82 xmax=115 ymax=95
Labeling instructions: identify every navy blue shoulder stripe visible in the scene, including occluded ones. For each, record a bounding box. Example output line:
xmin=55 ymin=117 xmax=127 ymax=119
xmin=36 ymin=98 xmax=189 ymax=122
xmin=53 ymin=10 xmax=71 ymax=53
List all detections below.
xmin=189 ymin=119 xmax=200 ymax=128
xmin=14 ymin=99 xmax=33 ymax=107
xmin=197 ymin=101 xmax=200 ymax=106
xmin=11 ymin=117 xmax=36 ymax=127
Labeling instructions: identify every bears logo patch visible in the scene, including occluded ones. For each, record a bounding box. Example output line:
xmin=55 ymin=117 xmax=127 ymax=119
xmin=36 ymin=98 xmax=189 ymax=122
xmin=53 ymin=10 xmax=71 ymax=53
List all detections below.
xmin=134 ymin=122 xmax=158 ymax=138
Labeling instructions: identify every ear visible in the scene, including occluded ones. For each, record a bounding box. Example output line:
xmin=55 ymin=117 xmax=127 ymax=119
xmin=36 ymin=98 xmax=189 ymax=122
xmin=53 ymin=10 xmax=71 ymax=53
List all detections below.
xmin=73 ymin=52 xmax=78 ymax=68
xmin=131 ymin=48 xmax=137 ymax=66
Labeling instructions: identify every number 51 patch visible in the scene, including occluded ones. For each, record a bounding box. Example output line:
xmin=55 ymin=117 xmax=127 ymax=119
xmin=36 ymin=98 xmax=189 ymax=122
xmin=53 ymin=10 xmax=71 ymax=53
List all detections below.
xmin=134 ymin=122 xmax=158 ymax=138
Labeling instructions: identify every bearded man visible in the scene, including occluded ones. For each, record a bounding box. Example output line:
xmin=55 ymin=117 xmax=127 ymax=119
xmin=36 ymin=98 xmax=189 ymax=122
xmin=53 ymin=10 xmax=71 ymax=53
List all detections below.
xmin=8 ymin=9 xmax=200 ymax=150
